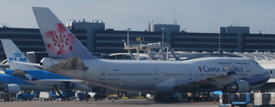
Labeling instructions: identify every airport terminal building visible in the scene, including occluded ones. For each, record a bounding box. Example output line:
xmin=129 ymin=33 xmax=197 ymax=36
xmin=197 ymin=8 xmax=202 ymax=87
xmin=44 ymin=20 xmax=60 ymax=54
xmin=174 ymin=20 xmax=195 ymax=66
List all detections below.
xmin=1 ymin=20 xmax=275 ymax=92
xmin=0 ymin=20 xmax=274 ymax=60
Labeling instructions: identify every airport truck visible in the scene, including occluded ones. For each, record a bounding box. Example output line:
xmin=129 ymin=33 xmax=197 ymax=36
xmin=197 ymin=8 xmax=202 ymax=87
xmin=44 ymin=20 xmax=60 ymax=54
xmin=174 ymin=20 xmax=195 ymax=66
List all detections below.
xmin=39 ymin=92 xmax=54 ymax=101
xmin=0 ymin=93 xmax=14 ymax=102
xmin=219 ymin=93 xmax=255 ymax=107
xmin=75 ymin=92 xmax=85 ymax=101
xmin=16 ymin=93 xmax=36 ymax=102
xmin=108 ymin=94 xmax=118 ymax=100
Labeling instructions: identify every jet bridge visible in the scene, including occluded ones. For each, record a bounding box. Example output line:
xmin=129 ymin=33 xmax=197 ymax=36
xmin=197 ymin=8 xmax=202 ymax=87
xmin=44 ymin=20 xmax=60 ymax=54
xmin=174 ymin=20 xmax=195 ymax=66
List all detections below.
xmin=124 ymin=42 xmax=179 ymax=61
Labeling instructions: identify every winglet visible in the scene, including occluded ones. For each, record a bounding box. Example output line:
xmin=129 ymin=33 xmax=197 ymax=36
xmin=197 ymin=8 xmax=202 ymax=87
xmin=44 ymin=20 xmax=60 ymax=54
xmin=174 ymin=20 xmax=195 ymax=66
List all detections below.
xmin=32 ymin=7 xmax=96 ymax=59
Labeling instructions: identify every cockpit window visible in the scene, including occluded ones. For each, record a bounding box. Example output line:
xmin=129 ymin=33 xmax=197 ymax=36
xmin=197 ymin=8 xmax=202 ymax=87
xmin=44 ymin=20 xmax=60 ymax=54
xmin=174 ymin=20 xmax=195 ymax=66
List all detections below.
xmin=255 ymin=61 xmax=259 ymax=65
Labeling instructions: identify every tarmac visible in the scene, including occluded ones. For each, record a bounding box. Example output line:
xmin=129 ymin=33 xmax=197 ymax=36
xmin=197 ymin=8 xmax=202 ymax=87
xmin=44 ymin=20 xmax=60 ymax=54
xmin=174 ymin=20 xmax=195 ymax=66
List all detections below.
xmin=0 ymin=99 xmax=220 ymax=107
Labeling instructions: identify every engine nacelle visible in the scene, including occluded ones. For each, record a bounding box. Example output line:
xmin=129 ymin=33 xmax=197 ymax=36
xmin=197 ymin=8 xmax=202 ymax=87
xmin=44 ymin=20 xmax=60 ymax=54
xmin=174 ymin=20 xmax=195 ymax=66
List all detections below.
xmin=222 ymin=80 xmax=250 ymax=93
xmin=40 ymin=57 xmax=63 ymax=70
xmin=4 ymin=84 xmax=20 ymax=94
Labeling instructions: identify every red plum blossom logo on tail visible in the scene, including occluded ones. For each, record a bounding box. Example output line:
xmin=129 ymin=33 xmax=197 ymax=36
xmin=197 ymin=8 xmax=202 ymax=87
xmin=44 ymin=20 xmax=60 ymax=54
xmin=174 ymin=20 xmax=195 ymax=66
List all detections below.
xmin=45 ymin=23 xmax=75 ymax=55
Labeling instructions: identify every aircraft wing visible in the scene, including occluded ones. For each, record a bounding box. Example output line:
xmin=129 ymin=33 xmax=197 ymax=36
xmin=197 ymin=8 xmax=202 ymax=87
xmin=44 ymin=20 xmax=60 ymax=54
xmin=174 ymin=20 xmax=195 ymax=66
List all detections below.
xmin=175 ymin=73 xmax=239 ymax=91
xmin=9 ymin=61 xmax=42 ymax=70
xmin=35 ymin=79 xmax=84 ymax=82
xmin=6 ymin=69 xmax=39 ymax=81
xmin=49 ymin=57 xmax=88 ymax=70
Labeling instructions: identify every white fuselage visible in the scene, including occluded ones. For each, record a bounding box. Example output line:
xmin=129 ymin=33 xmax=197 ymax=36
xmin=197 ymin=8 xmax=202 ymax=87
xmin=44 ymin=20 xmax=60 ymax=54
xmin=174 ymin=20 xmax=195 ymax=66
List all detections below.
xmin=256 ymin=60 xmax=275 ymax=83
xmin=257 ymin=61 xmax=275 ymax=75
xmin=41 ymin=57 xmax=269 ymax=93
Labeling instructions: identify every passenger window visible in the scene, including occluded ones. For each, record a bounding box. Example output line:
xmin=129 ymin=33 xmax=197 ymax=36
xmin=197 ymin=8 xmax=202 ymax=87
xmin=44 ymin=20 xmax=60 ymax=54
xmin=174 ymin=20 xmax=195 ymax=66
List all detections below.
xmin=270 ymin=71 xmax=273 ymax=74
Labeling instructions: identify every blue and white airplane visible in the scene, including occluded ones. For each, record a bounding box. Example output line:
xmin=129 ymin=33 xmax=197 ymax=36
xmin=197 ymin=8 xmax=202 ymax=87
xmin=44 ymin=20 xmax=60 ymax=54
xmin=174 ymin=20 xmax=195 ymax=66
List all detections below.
xmin=0 ymin=74 xmax=49 ymax=94
xmin=33 ymin=7 xmax=270 ymax=102
xmin=1 ymin=39 xmax=93 ymax=92
xmin=0 ymin=40 xmax=49 ymax=94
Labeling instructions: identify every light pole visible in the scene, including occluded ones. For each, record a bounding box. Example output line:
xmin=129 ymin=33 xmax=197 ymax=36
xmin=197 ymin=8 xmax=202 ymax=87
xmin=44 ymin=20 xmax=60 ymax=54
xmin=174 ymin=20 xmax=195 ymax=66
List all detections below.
xmin=219 ymin=30 xmax=221 ymax=52
xmin=125 ymin=28 xmax=131 ymax=47
xmin=161 ymin=28 xmax=165 ymax=43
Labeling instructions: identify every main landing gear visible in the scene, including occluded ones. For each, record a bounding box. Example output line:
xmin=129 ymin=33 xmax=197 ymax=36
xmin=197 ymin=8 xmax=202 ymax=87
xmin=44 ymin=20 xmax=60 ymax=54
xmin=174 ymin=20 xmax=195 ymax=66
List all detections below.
xmin=154 ymin=93 xmax=179 ymax=103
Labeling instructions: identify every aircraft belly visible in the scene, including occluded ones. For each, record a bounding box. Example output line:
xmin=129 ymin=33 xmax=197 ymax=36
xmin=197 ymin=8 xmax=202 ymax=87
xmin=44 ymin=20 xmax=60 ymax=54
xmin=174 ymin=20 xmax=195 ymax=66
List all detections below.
xmin=127 ymin=79 xmax=154 ymax=91
xmin=33 ymin=81 xmax=62 ymax=88
xmin=27 ymin=80 xmax=90 ymax=91
xmin=104 ymin=78 xmax=151 ymax=91
xmin=153 ymin=78 xmax=176 ymax=92
xmin=74 ymin=83 xmax=93 ymax=91
xmin=65 ymin=70 xmax=86 ymax=80
xmin=20 ymin=85 xmax=49 ymax=90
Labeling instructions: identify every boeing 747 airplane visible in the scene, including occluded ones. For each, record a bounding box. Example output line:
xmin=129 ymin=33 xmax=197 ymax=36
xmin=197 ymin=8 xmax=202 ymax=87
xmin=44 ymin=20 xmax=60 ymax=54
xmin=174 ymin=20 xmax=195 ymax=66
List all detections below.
xmin=33 ymin=7 xmax=270 ymax=102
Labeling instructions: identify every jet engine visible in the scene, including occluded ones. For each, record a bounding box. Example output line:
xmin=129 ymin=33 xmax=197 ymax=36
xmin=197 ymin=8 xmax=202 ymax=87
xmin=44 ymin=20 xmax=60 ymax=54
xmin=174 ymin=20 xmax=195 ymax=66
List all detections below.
xmin=40 ymin=57 xmax=63 ymax=70
xmin=222 ymin=80 xmax=249 ymax=93
xmin=4 ymin=84 xmax=20 ymax=94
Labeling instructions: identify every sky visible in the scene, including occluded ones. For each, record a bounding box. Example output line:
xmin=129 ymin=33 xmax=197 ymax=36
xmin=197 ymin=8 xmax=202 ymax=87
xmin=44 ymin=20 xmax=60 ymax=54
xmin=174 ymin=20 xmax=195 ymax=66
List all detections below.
xmin=1 ymin=0 xmax=275 ymax=34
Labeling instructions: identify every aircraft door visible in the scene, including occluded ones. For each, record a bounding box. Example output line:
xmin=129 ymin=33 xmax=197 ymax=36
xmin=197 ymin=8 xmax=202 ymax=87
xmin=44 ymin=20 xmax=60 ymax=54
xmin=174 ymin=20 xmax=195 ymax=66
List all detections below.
xmin=154 ymin=69 xmax=159 ymax=80
xmin=188 ymin=69 xmax=193 ymax=82
xmin=99 ymin=69 xmax=106 ymax=81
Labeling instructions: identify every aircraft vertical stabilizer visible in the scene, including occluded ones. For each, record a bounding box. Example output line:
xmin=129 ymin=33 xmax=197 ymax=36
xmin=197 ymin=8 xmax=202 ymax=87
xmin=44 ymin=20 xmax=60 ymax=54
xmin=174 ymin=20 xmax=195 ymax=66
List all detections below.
xmin=32 ymin=7 xmax=96 ymax=59
xmin=1 ymin=39 xmax=30 ymax=63
xmin=1 ymin=39 xmax=40 ymax=70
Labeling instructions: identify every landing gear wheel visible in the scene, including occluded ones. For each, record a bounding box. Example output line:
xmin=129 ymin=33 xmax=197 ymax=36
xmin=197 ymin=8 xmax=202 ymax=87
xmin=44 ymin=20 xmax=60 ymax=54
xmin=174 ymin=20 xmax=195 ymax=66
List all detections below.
xmin=154 ymin=93 xmax=179 ymax=103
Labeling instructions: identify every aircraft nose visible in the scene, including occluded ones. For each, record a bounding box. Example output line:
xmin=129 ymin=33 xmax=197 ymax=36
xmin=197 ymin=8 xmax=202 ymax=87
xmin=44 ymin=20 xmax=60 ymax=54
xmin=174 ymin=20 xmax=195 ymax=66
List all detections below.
xmin=267 ymin=71 xmax=271 ymax=79
xmin=262 ymin=70 xmax=270 ymax=82
xmin=247 ymin=70 xmax=270 ymax=88
xmin=264 ymin=70 xmax=271 ymax=78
